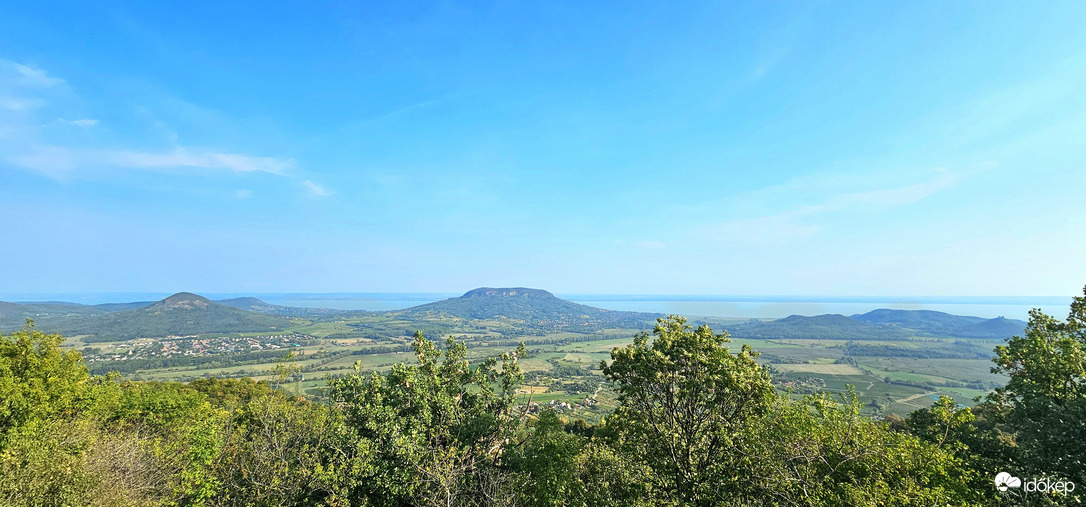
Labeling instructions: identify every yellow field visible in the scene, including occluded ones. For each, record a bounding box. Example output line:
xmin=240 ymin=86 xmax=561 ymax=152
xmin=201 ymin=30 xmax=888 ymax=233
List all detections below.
xmin=771 ymin=364 xmax=864 ymax=375
xmin=515 ymin=385 xmax=549 ymax=394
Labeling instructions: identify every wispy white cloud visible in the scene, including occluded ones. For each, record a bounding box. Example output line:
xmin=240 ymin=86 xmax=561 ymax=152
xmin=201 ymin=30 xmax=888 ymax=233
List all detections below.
xmin=104 ymin=148 xmax=293 ymax=175
xmin=703 ymin=213 xmax=822 ymax=243
xmin=6 ymin=145 xmax=80 ymax=178
xmin=751 ymin=48 xmax=789 ymax=80
xmin=343 ymin=93 xmax=459 ymax=131
xmin=0 ymin=59 xmax=314 ymax=193
xmin=697 ymin=170 xmax=962 ymax=243
xmin=5 ymin=145 xmax=294 ymax=179
xmin=827 ymin=171 xmax=959 ymax=207
xmin=302 ymin=180 xmax=331 ymax=196
xmin=636 ymin=240 xmax=667 ymax=251
xmin=0 ymin=96 xmax=46 ymax=110
xmin=12 ymin=63 xmax=63 ymax=87
xmin=57 ymin=118 xmax=98 ymax=127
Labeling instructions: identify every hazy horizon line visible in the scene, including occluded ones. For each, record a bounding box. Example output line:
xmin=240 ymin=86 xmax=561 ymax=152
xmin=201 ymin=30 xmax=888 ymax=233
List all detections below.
xmin=0 ymin=291 xmax=1072 ymax=305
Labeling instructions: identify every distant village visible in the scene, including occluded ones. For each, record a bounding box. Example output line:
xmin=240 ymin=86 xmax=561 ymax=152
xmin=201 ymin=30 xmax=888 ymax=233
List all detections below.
xmin=80 ymin=332 xmax=317 ymax=362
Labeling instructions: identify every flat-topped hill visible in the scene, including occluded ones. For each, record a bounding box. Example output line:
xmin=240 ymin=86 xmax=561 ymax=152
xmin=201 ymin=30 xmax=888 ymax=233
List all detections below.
xmin=395 ymin=287 xmax=658 ymax=329
xmin=460 ymin=287 xmax=554 ymax=299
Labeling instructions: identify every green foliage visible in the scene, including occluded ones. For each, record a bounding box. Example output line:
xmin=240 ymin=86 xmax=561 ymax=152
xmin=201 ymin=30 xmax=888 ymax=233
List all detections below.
xmin=0 ymin=419 xmax=102 ymax=506
xmin=0 ymin=322 xmax=94 ymax=445
xmin=213 ymin=391 xmax=347 ymax=505
xmin=986 ymin=287 xmax=1086 ymax=500
xmin=907 ymin=398 xmax=1016 ymax=501
xmin=602 ymin=315 xmax=775 ymax=504
xmin=505 ymin=410 xmax=586 ymax=506
xmin=567 ymin=439 xmax=658 ymax=506
xmin=327 ymin=331 xmax=527 ymax=505
xmin=601 ymin=316 xmax=984 ymax=506
xmin=188 ymin=376 xmax=278 ymax=405
xmin=907 ymin=396 xmax=976 ymax=451
xmin=0 ymin=323 xmax=138 ymax=505
xmin=744 ymin=390 xmax=984 ymax=506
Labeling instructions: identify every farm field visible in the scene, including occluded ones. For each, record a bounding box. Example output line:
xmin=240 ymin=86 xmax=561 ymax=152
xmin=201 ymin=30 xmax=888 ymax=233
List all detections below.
xmin=69 ymin=311 xmax=1009 ymax=421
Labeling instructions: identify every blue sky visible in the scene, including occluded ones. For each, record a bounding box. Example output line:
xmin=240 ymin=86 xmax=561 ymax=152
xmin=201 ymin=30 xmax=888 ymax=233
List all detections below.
xmin=1 ymin=1 xmax=1084 ymax=296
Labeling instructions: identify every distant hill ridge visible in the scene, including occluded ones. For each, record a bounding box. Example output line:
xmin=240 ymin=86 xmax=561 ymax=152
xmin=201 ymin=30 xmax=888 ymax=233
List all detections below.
xmin=44 ymin=292 xmax=290 ymax=342
xmin=215 ymin=297 xmax=268 ymax=308
xmin=727 ymin=309 xmax=1026 ymax=340
xmin=1 ymin=290 xmax=1032 ymax=341
xmin=214 ymin=296 xmax=347 ymax=317
xmin=851 ymin=309 xmax=1025 ymax=339
xmin=0 ymin=300 xmax=152 ymax=329
xmin=729 ymin=314 xmax=914 ymax=340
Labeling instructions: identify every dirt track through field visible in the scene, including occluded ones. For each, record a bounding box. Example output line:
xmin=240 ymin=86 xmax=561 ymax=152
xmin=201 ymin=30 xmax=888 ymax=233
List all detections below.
xmin=896 ymin=392 xmax=936 ymax=406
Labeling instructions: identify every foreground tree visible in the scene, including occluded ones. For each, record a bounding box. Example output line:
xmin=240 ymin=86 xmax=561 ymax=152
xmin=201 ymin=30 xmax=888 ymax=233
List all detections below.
xmin=601 ymin=316 xmax=774 ymax=504
xmin=504 ymin=410 xmax=586 ymax=506
xmin=0 ymin=321 xmax=95 ymax=444
xmin=985 ymin=287 xmax=1086 ymax=502
xmin=327 ymin=332 xmax=527 ymax=506
xmin=748 ymin=391 xmax=983 ymax=506
xmin=0 ymin=323 xmax=102 ymax=504
xmin=600 ymin=316 xmax=984 ymax=506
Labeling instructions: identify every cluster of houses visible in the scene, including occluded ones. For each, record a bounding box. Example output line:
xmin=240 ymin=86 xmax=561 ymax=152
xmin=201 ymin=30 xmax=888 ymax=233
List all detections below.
xmin=524 ymin=396 xmax=599 ymax=415
xmin=84 ymin=333 xmax=316 ymax=362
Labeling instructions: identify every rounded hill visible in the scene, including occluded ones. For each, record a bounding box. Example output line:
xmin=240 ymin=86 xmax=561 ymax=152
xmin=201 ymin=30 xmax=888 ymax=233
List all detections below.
xmin=57 ymin=292 xmax=289 ymax=342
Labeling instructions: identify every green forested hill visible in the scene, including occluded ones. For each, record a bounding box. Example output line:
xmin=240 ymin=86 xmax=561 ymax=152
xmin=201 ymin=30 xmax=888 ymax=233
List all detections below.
xmin=395 ymin=287 xmax=659 ymax=330
xmin=852 ymin=309 xmax=1026 ymax=339
xmin=42 ymin=292 xmax=290 ymax=342
xmin=950 ymin=315 xmax=1028 ymax=338
xmin=728 ymin=314 xmax=915 ymax=340
xmin=0 ymin=300 xmax=156 ymax=331
xmin=0 ymin=301 xmax=98 ymax=329
xmin=723 ymin=310 xmax=1027 ymax=341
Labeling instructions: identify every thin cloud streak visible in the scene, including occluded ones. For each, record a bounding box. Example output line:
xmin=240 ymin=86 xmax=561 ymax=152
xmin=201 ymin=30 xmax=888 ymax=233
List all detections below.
xmin=1 ymin=59 xmax=301 ymax=187
xmin=303 ymin=179 xmax=331 ymax=196
xmin=0 ymin=97 xmax=46 ymax=110
xmin=12 ymin=63 xmax=64 ymax=87
xmin=104 ymin=148 xmax=293 ymax=175
xmin=6 ymin=145 xmax=294 ymax=178
xmin=58 ymin=118 xmax=99 ymax=127
xmin=698 ymin=171 xmax=961 ymax=243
